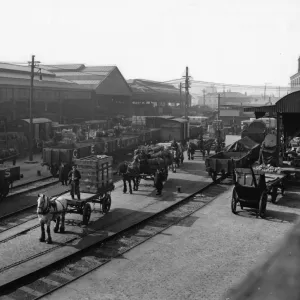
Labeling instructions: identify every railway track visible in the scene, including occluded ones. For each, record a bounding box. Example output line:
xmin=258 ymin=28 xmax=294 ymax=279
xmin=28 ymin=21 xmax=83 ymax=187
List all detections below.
xmin=7 ymin=177 xmax=59 ymax=198
xmin=0 ymin=178 xmax=230 ymax=300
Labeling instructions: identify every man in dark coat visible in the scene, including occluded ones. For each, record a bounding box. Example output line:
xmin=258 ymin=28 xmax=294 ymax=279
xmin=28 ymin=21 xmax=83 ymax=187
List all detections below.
xmin=68 ymin=165 xmax=81 ymax=200
xmin=59 ymin=163 xmax=70 ymax=185
xmin=154 ymin=169 xmax=164 ymax=196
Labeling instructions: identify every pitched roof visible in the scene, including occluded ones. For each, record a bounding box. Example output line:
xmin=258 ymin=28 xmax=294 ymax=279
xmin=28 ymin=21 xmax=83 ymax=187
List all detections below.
xmin=0 ymin=62 xmax=54 ymax=76
xmin=128 ymin=79 xmax=180 ymax=95
xmin=42 ymin=64 xmax=117 ymax=89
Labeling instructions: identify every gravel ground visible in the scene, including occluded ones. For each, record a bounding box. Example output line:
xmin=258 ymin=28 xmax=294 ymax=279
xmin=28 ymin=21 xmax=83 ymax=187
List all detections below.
xmin=43 ymin=184 xmax=300 ymax=300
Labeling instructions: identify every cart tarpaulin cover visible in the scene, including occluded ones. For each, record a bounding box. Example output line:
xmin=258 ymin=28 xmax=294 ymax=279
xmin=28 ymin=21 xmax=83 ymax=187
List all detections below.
xmin=224 ymin=136 xmax=259 ymax=152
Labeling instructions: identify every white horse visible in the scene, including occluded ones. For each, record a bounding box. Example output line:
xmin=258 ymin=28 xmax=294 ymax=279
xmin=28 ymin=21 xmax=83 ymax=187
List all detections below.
xmin=37 ymin=194 xmax=67 ymax=244
xmin=169 ymin=148 xmax=178 ymax=172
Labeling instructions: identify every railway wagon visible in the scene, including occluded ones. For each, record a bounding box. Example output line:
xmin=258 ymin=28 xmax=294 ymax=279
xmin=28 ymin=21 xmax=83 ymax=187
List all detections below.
xmin=42 ymin=144 xmax=92 ymax=177
xmin=0 ymin=164 xmax=23 ymax=200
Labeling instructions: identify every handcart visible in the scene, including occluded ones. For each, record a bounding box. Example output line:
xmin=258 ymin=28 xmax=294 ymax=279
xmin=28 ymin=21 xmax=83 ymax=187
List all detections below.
xmin=231 ymin=167 xmax=286 ymax=218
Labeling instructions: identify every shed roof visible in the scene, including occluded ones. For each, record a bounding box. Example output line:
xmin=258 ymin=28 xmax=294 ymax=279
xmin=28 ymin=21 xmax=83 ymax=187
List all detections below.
xmin=22 ymin=118 xmax=52 ymax=124
xmin=244 ymin=90 xmax=300 ymax=113
xmin=171 ymin=118 xmax=189 ymax=123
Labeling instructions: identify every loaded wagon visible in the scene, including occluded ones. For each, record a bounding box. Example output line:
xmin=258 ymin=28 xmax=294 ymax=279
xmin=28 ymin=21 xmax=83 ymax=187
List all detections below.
xmin=58 ymin=155 xmax=115 ymax=225
xmin=205 ymin=147 xmax=260 ymax=182
xmin=42 ymin=144 xmax=92 ymax=177
xmin=0 ymin=164 xmax=23 ymax=200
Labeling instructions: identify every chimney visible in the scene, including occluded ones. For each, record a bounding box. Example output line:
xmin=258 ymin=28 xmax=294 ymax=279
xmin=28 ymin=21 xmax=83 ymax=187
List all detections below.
xmin=298 ymin=56 xmax=300 ymax=72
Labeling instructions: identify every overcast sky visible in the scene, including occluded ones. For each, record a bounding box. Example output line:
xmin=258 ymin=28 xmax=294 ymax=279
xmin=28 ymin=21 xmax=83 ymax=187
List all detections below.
xmin=1 ymin=0 xmax=299 ymax=86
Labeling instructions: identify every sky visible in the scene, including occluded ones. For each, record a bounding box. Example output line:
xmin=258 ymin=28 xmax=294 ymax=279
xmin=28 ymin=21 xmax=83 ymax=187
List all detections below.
xmin=1 ymin=0 xmax=300 ymax=87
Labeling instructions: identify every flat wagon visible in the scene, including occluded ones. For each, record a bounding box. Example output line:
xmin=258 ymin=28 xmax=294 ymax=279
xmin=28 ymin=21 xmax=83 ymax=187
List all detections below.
xmin=58 ymin=155 xmax=115 ymax=225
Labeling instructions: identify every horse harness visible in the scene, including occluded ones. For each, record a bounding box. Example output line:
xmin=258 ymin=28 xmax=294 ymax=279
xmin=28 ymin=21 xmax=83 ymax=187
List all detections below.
xmin=39 ymin=195 xmax=66 ymax=215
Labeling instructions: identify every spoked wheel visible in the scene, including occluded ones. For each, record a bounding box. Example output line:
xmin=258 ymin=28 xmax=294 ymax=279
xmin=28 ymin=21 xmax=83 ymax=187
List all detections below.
xmin=231 ymin=188 xmax=238 ymax=214
xmin=271 ymin=187 xmax=277 ymax=204
xmin=102 ymin=194 xmax=111 ymax=214
xmin=210 ymin=171 xmax=217 ymax=182
xmin=259 ymin=191 xmax=268 ymax=218
xmin=82 ymin=203 xmax=92 ymax=225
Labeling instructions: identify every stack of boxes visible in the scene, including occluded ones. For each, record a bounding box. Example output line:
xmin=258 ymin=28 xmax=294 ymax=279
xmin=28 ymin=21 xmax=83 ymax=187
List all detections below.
xmin=74 ymin=155 xmax=113 ymax=194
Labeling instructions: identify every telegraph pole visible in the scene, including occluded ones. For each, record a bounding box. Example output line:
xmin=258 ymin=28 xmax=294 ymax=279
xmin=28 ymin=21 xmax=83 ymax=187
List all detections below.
xmin=184 ymin=66 xmax=190 ymax=119
xmin=179 ymin=82 xmax=182 ymax=109
xmin=278 ymin=86 xmax=280 ymax=98
xmin=28 ymin=55 xmax=35 ymax=162
xmin=202 ymin=89 xmax=206 ymax=106
xmin=27 ymin=55 xmax=42 ymax=162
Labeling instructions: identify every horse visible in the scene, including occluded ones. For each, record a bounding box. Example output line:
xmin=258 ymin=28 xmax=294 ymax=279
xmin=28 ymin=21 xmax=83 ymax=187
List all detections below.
xmin=117 ymin=161 xmax=140 ymax=194
xmin=37 ymin=194 xmax=67 ymax=244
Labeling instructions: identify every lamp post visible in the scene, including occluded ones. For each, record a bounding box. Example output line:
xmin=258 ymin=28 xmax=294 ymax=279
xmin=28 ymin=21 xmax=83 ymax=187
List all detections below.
xmin=28 ymin=55 xmax=42 ymax=162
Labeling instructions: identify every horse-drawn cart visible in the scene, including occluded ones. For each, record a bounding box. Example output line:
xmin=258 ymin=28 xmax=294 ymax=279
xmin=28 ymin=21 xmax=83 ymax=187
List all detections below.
xmin=62 ymin=155 xmax=115 ymax=225
xmin=58 ymin=181 xmax=114 ymax=225
xmin=0 ymin=164 xmax=23 ymax=200
xmin=231 ymin=167 xmax=286 ymax=218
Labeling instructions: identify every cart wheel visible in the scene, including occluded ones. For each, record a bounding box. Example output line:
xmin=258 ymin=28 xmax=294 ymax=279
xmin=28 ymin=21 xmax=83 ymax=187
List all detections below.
xmin=231 ymin=188 xmax=238 ymax=214
xmin=271 ymin=187 xmax=277 ymax=204
xmin=211 ymin=171 xmax=217 ymax=182
xmin=102 ymin=194 xmax=111 ymax=214
xmin=82 ymin=203 xmax=92 ymax=225
xmin=259 ymin=192 xmax=268 ymax=218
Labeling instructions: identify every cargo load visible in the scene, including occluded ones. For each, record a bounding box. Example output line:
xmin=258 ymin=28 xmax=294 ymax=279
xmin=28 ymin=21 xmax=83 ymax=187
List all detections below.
xmin=74 ymin=155 xmax=113 ymax=194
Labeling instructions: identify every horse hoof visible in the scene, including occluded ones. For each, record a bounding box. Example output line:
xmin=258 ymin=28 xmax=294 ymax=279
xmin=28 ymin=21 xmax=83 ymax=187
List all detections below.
xmin=46 ymin=239 xmax=52 ymax=244
xmin=39 ymin=238 xmax=45 ymax=242
xmin=60 ymin=228 xmax=65 ymax=233
xmin=54 ymin=228 xmax=59 ymax=233
xmin=130 ymin=191 xmax=133 ymax=194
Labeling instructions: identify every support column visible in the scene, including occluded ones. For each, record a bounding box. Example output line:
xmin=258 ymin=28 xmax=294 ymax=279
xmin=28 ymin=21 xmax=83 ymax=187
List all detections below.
xmin=276 ymin=112 xmax=281 ymax=166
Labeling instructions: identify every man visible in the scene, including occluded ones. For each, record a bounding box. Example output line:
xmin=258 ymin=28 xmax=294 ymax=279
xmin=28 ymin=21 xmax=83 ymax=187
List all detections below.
xmin=171 ymin=138 xmax=178 ymax=150
xmin=154 ymin=169 xmax=164 ymax=196
xmin=68 ymin=165 xmax=81 ymax=200
xmin=59 ymin=162 xmax=68 ymax=186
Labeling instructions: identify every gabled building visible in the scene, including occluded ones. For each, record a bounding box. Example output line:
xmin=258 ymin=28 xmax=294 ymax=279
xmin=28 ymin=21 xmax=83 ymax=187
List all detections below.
xmin=290 ymin=57 xmax=300 ymax=92
xmin=0 ymin=62 xmax=91 ymax=122
xmin=42 ymin=64 xmax=133 ymax=120
xmin=128 ymin=79 xmax=186 ymax=116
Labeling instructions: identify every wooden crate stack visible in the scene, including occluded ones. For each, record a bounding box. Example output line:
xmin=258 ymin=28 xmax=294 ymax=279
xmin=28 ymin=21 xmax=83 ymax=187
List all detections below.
xmin=74 ymin=155 xmax=113 ymax=193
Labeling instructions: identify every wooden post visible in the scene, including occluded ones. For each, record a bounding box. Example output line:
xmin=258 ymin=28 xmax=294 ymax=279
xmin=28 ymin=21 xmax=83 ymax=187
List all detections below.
xmin=276 ymin=112 xmax=281 ymax=166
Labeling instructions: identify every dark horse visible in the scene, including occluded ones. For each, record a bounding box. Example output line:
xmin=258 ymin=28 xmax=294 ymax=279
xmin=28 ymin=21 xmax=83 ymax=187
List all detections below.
xmin=187 ymin=141 xmax=196 ymax=160
xmin=117 ymin=161 xmax=140 ymax=194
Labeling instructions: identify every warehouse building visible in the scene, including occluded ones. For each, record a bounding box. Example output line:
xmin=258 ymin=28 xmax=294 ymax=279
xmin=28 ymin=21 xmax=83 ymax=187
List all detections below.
xmin=127 ymin=79 xmax=184 ymax=116
xmin=42 ymin=64 xmax=133 ymax=120
xmin=0 ymin=63 xmax=91 ymax=123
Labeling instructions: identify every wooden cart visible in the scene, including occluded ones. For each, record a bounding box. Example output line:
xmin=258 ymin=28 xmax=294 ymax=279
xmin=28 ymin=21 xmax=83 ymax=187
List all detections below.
xmin=205 ymin=146 xmax=260 ymax=182
xmin=59 ymin=182 xmax=114 ymax=225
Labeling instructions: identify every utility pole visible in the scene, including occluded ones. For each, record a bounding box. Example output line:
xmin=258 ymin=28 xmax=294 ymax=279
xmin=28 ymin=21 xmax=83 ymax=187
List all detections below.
xmin=179 ymin=82 xmax=182 ymax=109
xmin=28 ymin=55 xmax=35 ymax=162
xmin=184 ymin=66 xmax=190 ymax=119
xmin=217 ymin=94 xmax=220 ymax=124
xmin=202 ymin=89 xmax=206 ymax=106
xmin=278 ymin=86 xmax=280 ymax=98
xmin=27 ymin=55 xmax=42 ymax=162
xmin=263 ymin=84 xmax=266 ymax=102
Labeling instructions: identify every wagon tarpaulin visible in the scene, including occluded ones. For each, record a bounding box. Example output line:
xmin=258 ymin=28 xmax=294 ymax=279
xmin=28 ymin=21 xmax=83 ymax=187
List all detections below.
xmin=223 ymin=136 xmax=259 ymax=153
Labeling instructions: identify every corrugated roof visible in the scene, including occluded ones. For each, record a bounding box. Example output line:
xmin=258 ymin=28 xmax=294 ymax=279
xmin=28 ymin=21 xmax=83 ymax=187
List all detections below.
xmin=41 ymin=64 xmax=85 ymax=71
xmin=71 ymin=80 xmax=101 ymax=87
xmin=244 ymin=105 xmax=276 ymax=113
xmin=171 ymin=118 xmax=189 ymax=123
xmin=84 ymin=66 xmax=115 ymax=72
xmin=22 ymin=118 xmax=52 ymax=124
xmin=0 ymin=62 xmax=54 ymax=76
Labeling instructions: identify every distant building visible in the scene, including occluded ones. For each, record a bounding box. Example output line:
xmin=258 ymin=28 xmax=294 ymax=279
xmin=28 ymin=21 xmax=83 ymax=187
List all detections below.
xmin=290 ymin=57 xmax=300 ymax=92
